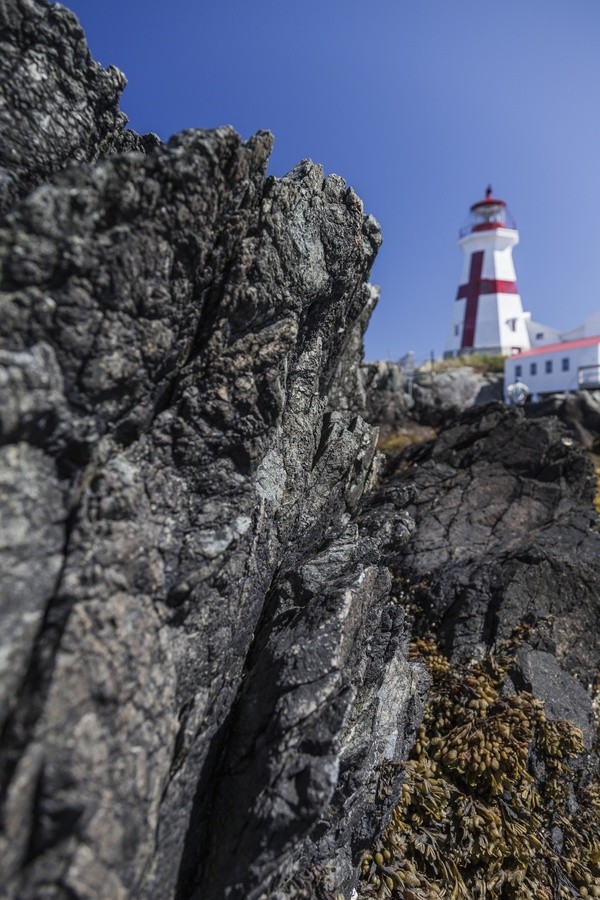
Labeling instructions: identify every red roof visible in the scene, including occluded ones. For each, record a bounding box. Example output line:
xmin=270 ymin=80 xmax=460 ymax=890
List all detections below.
xmin=470 ymin=195 xmax=507 ymax=213
xmin=510 ymin=334 xmax=600 ymax=359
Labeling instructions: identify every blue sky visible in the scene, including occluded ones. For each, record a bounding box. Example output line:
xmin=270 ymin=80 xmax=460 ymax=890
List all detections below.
xmin=63 ymin=0 xmax=600 ymax=363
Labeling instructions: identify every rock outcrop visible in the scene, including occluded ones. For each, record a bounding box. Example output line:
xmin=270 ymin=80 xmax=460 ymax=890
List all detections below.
xmin=384 ymin=403 xmax=600 ymax=688
xmin=2 ymin=3 xmax=598 ymax=900
xmin=356 ymin=362 xmax=413 ymax=432
xmin=0 ymin=0 xmax=159 ymax=215
xmin=409 ymin=366 xmax=504 ymax=427
xmin=0 ymin=3 xmax=423 ymax=898
xmin=357 ymin=403 xmax=599 ymax=899
xmin=357 ymin=361 xmax=504 ymax=434
xmin=525 ymin=389 xmax=600 ymax=447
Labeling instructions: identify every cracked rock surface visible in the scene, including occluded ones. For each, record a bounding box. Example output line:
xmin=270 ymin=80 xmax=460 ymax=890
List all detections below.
xmin=385 ymin=403 xmax=600 ymax=688
xmin=0 ymin=2 xmax=423 ymax=898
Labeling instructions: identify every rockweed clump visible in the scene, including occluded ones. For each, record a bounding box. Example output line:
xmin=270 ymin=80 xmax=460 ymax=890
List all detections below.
xmin=359 ymin=636 xmax=599 ymax=899
xmin=589 ymin=452 xmax=600 ymax=515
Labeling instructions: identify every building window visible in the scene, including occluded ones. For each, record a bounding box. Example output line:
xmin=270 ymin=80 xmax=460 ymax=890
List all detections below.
xmin=545 ymin=360 xmax=553 ymax=374
xmin=562 ymin=358 xmax=570 ymax=371
xmin=507 ymin=318 xmax=517 ymax=332
xmin=454 ymin=324 xmax=459 ymax=336
xmin=515 ymin=364 xmax=522 ymax=378
xmin=536 ymin=332 xmax=544 ymax=340
xmin=530 ymin=363 xmax=537 ymax=376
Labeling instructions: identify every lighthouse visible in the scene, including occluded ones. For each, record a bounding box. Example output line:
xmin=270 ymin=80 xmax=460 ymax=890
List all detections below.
xmin=444 ymin=187 xmax=531 ymax=357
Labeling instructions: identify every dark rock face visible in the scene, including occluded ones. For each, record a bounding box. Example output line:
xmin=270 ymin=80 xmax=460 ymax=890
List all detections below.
xmin=385 ymin=403 xmax=600 ymax=688
xmin=0 ymin=0 xmax=158 ymax=216
xmin=356 ymin=361 xmax=413 ymax=432
xmin=362 ymin=403 xmax=599 ymax=899
xmin=0 ymin=3 xmax=423 ymax=898
xmin=525 ymin=389 xmax=600 ymax=447
xmin=510 ymin=646 xmax=596 ymax=748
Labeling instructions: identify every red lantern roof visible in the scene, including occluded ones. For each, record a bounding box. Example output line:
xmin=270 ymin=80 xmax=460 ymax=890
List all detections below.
xmin=470 ymin=185 xmax=507 ymax=214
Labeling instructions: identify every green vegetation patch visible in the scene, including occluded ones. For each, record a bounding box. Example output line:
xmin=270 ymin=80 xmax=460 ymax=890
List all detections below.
xmin=588 ymin=453 xmax=600 ymax=515
xmin=429 ymin=354 xmax=505 ymax=374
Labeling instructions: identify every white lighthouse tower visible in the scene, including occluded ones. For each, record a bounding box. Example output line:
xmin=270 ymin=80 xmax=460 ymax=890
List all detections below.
xmin=445 ymin=187 xmax=531 ymax=357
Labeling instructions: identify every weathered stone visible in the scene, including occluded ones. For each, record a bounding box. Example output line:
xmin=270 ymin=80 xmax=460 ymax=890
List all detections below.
xmin=354 ymin=361 xmax=413 ymax=434
xmin=410 ymin=366 xmax=503 ymax=426
xmin=0 ymin=0 xmax=159 ymax=217
xmin=385 ymin=402 xmax=600 ymax=686
xmin=0 ymin=3 xmax=423 ymax=898
xmin=510 ymin=646 xmax=596 ymax=748
xmin=356 ymin=361 xmax=504 ymax=433
xmin=525 ymin=389 xmax=600 ymax=447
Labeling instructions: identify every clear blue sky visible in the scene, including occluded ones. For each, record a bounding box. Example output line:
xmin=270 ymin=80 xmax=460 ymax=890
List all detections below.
xmin=62 ymin=0 xmax=600 ymax=363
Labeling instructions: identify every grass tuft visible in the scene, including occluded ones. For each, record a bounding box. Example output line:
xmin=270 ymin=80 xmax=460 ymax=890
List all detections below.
xmin=589 ymin=453 xmax=600 ymax=515
xmin=428 ymin=354 xmax=505 ymax=374
xmin=377 ymin=426 xmax=437 ymax=453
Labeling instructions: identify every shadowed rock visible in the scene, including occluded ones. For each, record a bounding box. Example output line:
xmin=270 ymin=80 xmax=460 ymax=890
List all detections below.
xmin=0 ymin=2 xmax=423 ymax=898
xmin=385 ymin=403 xmax=600 ymax=687
xmin=525 ymin=389 xmax=600 ymax=447
xmin=510 ymin=646 xmax=596 ymax=748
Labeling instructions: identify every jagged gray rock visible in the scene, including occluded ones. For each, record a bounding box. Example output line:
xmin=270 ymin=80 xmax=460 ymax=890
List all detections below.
xmin=356 ymin=361 xmax=413 ymax=433
xmin=410 ymin=366 xmax=503 ymax=426
xmin=0 ymin=2 xmax=423 ymax=898
xmin=383 ymin=403 xmax=600 ymax=689
xmin=525 ymin=389 xmax=600 ymax=447
xmin=0 ymin=0 xmax=159 ymax=217
xmin=357 ymin=361 xmax=504 ymax=433
xmin=510 ymin=646 xmax=596 ymax=748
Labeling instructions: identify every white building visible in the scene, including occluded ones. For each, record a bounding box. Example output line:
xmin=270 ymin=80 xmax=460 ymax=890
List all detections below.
xmin=505 ymin=313 xmax=600 ymax=399
xmin=445 ymin=187 xmax=532 ymax=357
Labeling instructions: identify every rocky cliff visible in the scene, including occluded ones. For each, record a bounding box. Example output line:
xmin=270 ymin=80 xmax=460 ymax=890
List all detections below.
xmin=358 ymin=404 xmax=600 ymax=899
xmin=384 ymin=402 xmax=600 ymax=688
xmin=0 ymin=2 xmax=422 ymax=897
xmin=1 ymin=3 xmax=598 ymax=900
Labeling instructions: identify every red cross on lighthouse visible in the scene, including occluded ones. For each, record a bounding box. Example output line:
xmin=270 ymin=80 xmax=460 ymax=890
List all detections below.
xmin=457 ymin=250 xmax=484 ymax=350
xmin=456 ymin=252 xmax=519 ymax=350
xmin=452 ymin=187 xmax=520 ymax=353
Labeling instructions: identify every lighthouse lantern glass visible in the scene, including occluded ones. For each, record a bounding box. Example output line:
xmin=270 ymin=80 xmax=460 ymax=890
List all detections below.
xmin=458 ymin=192 xmax=516 ymax=240
xmin=474 ymin=202 xmax=505 ymax=224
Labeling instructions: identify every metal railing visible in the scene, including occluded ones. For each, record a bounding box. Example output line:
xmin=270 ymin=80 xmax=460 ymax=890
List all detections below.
xmin=458 ymin=212 xmax=517 ymax=239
